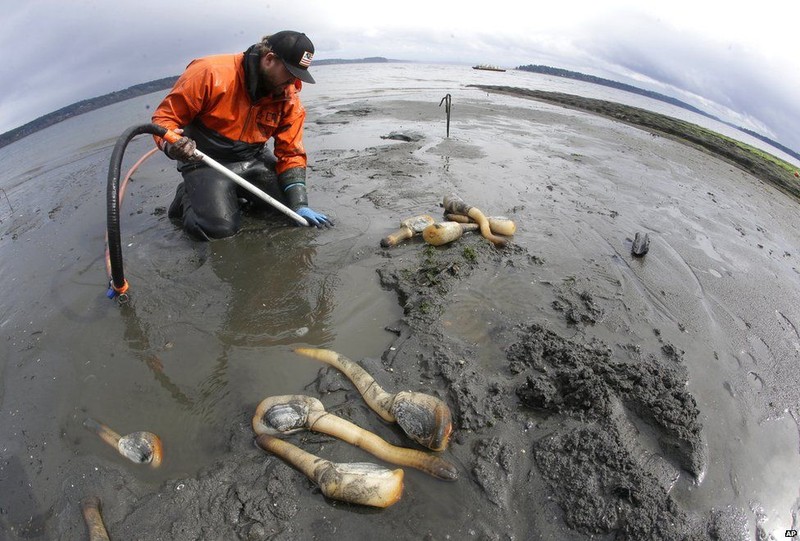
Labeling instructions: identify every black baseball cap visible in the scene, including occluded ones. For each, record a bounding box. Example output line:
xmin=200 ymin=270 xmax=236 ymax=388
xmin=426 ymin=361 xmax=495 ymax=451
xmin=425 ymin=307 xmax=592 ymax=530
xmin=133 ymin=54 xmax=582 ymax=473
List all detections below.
xmin=268 ymin=31 xmax=316 ymax=84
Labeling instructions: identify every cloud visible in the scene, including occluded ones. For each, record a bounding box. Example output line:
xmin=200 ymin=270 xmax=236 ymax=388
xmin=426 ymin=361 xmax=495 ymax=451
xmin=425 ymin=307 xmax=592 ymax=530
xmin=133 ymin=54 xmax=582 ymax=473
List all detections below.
xmin=569 ymin=9 xmax=800 ymax=151
xmin=1 ymin=1 xmax=798 ymax=154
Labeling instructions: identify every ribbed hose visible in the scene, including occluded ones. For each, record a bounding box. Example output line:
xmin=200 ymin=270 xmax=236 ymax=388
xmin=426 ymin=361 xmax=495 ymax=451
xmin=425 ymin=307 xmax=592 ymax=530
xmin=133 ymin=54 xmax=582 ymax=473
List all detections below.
xmin=106 ymin=123 xmax=168 ymax=294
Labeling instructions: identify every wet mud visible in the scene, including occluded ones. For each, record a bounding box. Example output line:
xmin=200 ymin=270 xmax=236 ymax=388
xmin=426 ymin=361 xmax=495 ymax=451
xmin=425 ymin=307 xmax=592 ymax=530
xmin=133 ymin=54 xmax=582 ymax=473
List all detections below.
xmin=2 ymin=72 xmax=800 ymax=540
xmin=473 ymin=85 xmax=800 ymax=201
xmin=46 ymin=240 xmax=731 ymax=540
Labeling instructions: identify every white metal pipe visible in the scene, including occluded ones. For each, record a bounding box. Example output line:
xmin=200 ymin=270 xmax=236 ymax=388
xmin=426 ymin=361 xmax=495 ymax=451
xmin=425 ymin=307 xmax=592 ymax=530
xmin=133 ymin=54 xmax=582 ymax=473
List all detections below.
xmin=194 ymin=149 xmax=309 ymax=227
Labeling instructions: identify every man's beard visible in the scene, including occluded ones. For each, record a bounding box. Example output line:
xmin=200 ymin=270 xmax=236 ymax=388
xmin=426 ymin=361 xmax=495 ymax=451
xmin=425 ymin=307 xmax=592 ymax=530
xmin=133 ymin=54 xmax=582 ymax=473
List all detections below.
xmin=260 ymin=69 xmax=291 ymax=96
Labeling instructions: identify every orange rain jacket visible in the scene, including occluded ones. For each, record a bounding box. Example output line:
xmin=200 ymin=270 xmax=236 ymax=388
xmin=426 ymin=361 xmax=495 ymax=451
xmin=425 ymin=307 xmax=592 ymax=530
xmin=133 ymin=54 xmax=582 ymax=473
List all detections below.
xmin=152 ymin=46 xmax=307 ymax=176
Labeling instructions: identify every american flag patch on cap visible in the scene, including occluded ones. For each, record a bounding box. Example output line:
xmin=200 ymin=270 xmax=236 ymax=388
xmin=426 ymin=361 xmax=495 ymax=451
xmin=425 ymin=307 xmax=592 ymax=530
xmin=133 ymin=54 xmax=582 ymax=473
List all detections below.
xmin=300 ymin=51 xmax=313 ymax=67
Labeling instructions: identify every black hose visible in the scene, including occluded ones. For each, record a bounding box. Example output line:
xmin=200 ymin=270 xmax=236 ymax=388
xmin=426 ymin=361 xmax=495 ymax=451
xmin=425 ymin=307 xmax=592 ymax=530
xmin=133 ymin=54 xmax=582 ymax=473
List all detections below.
xmin=107 ymin=123 xmax=168 ymax=295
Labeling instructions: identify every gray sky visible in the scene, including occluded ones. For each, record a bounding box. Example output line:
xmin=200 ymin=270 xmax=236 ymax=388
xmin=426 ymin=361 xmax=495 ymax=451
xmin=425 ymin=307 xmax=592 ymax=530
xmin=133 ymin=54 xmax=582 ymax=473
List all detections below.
xmin=2 ymin=0 xmax=799 ymax=153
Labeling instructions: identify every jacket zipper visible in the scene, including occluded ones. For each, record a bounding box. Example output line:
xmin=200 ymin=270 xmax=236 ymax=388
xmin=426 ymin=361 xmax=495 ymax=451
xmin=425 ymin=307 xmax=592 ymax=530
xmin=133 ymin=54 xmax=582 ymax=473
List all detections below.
xmin=239 ymin=106 xmax=254 ymax=140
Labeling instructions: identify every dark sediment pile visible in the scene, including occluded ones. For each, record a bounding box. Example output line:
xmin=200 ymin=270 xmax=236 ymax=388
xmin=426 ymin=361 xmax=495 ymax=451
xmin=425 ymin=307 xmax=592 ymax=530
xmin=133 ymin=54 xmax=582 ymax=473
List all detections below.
xmin=375 ymin=238 xmax=739 ymax=540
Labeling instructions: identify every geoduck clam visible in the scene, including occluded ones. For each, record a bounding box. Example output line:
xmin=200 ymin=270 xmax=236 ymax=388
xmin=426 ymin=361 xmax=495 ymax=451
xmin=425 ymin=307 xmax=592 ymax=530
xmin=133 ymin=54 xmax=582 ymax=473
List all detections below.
xmin=443 ymin=213 xmax=516 ymax=236
xmin=81 ymin=497 xmax=111 ymax=541
xmin=293 ymin=348 xmax=453 ymax=452
xmin=380 ymin=214 xmax=436 ymax=247
xmin=422 ymin=221 xmax=479 ymax=246
xmin=83 ymin=418 xmax=163 ymax=467
xmin=442 ymin=194 xmax=508 ymax=247
xmin=256 ymin=434 xmax=404 ymax=508
xmin=253 ymin=394 xmax=458 ymax=480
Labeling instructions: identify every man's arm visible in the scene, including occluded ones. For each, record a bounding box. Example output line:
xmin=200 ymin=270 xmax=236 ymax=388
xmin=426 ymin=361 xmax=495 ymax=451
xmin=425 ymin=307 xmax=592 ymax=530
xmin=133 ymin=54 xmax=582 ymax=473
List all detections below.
xmin=274 ymin=97 xmax=332 ymax=227
xmin=151 ymin=59 xmax=210 ymax=157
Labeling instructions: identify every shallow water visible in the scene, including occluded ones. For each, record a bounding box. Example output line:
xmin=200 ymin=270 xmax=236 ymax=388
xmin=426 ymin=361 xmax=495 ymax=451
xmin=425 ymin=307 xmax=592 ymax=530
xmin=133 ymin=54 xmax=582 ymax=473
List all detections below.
xmin=1 ymin=63 xmax=799 ymax=539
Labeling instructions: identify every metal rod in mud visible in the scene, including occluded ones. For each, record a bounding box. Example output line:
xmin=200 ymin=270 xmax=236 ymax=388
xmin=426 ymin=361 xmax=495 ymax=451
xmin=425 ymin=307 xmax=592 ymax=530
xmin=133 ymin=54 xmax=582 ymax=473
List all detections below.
xmin=439 ymin=94 xmax=452 ymax=137
xmin=1 ymin=188 xmax=12 ymax=212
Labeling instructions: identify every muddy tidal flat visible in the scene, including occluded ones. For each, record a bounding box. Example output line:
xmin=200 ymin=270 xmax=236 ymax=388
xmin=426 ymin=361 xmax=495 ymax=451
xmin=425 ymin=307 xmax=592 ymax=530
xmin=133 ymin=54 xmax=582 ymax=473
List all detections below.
xmin=1 ymin=67 xmax=800 ymax=540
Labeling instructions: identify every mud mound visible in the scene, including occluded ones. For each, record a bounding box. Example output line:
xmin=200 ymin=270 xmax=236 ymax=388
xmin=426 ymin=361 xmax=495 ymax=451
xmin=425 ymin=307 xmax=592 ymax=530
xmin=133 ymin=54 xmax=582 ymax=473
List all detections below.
xmin=509 ymin=323 xmax=707 ymax=479
xmin=377 ymin=237 xmax=725 ymax=540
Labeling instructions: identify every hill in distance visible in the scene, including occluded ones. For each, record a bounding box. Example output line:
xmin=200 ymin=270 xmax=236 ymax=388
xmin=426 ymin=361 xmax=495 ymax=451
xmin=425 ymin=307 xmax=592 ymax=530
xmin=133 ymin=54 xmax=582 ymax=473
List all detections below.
xmin=0 ymin=57 xmax=395 ymax=150
xmin=1 ymin=58 xmax=796 ymax=163
xmin=518 ymin=64 xmax=799 ymax=162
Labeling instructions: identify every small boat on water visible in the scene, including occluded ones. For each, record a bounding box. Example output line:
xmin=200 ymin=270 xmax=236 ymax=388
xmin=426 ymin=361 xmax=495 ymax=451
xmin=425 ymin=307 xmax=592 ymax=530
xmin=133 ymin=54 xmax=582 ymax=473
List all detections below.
xmin=472 ymin=64 xmax=506 ymax=72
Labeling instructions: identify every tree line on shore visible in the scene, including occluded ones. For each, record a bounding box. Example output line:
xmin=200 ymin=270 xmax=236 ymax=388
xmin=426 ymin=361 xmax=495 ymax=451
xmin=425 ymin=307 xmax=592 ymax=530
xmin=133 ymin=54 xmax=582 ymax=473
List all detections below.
xmin=518 ymin=64 xmax=799 ymax=162
xmin=2 ymin=60 xmax=796 ymax=163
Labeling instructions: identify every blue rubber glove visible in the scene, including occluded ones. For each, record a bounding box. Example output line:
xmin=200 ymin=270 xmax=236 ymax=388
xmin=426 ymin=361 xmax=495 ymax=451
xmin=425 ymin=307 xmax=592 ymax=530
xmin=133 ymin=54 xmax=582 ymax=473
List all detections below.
xmin=296 ymin=206 xmax=333 ymax=228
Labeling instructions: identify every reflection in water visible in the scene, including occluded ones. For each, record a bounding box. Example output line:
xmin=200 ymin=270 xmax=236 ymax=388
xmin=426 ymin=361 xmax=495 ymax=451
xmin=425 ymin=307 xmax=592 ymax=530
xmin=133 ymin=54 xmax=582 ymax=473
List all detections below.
xmin=118 ymin=218 xmax=336 ymax=422
xmin=209 ymin=226 xmax=336 ymax=348
xmin=120 ymin=302 xmax=195 ymax=410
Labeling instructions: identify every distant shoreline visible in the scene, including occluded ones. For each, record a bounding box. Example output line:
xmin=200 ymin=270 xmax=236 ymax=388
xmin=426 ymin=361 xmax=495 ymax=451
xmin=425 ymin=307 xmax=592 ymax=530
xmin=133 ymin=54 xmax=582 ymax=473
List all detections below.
xmin=516 ymin=64 xmax=800 ymax=163
xmin=2 ymin=60 xmax=798 ymax=173
xmin=0 ymin=58 xmax=397 ymax=150
xmin=0 ymin=76 xmax=179 ymax=150
xmin=473 ymin=84 xmax=800 ymax=202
